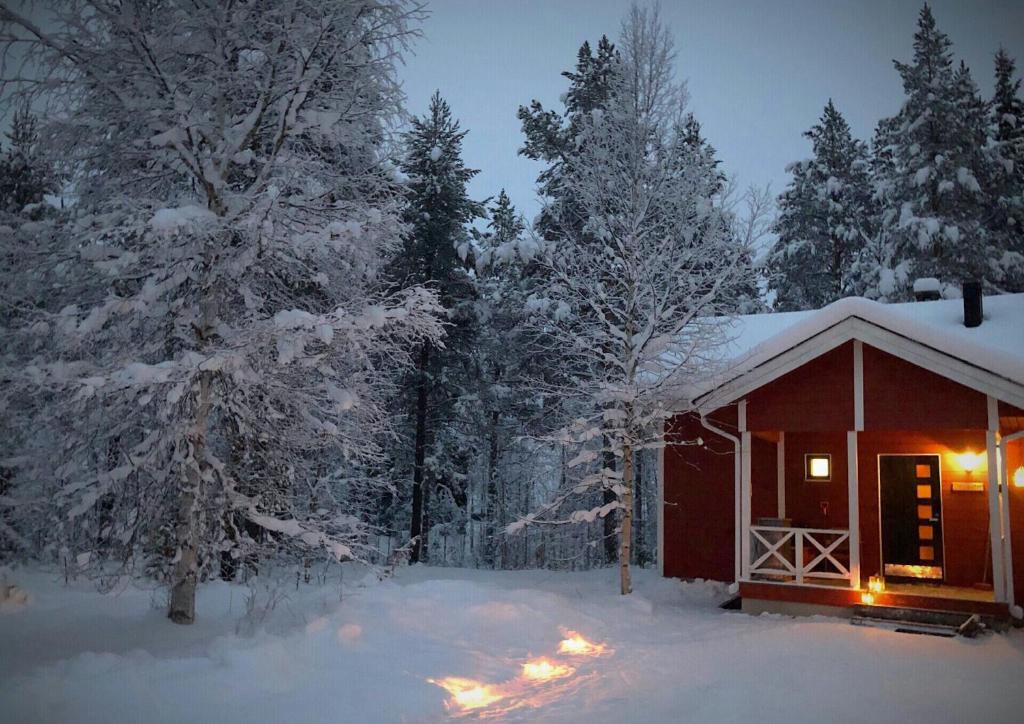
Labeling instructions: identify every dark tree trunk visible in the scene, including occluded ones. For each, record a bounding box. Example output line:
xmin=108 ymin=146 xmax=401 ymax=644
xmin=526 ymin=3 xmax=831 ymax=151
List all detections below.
xmin=409 ymin=344 xmax=431 ymax=563
xmin=602 ymin=437 xmax=618 ymax=565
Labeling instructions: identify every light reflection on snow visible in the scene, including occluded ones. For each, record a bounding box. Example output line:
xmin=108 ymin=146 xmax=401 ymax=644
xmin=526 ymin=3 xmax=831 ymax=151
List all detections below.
xmin=428 ymin=631 xmax=610 ymax=717
xmin=428 ymin=677 xmax=505 ymax=711
xmin=557 ymin=631 xmax=609 ymax=657
xmin=520 ymin=657 xmax=574 ymax=682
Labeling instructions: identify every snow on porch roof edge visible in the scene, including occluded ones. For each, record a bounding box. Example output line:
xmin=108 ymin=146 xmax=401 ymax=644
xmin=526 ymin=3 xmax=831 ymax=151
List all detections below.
xmin=677 ymin=293 xmax=1024 ymax=409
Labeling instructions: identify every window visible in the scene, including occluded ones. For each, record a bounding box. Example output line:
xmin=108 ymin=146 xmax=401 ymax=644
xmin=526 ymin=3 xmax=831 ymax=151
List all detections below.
xmin=805 ymin=454 xmax=831 ymax=481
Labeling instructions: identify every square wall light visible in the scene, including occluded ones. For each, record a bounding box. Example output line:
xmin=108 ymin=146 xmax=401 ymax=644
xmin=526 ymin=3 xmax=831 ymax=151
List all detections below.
xmin=805 ymin=454 xmax=831 ymax=481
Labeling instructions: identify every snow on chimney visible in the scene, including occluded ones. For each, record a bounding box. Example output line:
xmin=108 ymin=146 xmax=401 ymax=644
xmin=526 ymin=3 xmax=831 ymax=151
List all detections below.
xmin=962 ymin=280 xmax=983 ymax=328
xmin=912 ymin=277 xmax=941 ymax=301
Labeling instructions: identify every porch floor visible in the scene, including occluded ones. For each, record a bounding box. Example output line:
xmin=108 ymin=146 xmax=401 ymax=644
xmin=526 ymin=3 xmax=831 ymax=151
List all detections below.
xmin=884 ymin=582 xmax=994 ymax=603
xmin=749 ymin=576 xmax=995 ymax=603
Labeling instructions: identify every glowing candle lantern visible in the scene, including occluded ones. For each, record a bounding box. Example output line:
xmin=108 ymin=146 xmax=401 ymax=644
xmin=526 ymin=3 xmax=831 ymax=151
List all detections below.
xmin=861 ymin=592 xmax=875 ymax=605
xmin=868 ymin=575 xmax=885 ymax=594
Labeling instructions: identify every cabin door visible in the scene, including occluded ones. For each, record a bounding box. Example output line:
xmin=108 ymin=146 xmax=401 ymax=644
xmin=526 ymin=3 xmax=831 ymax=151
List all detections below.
xmin=879 ymin=455 xmax=943 ymax=580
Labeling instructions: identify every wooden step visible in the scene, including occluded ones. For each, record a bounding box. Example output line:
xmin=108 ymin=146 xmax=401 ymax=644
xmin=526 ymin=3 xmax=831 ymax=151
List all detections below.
xmin=851 ymin=605 xmax=987 ymax=637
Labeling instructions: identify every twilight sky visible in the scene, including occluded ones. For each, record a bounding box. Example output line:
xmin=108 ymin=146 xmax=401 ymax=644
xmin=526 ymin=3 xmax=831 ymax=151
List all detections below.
xmin=398 ymin=0 xmax=1024 ymax=222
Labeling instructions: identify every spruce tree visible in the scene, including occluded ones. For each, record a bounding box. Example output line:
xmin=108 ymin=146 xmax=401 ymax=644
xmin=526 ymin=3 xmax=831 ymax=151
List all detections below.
xmin=0 ymin=106 xmax=54 ymax=217
xmin=393 ymin=92 xmax=484 ymax=563
xmin=518 ymin=35 xmax=618 ymax=241
xmin=767 ymin=100 xmax=873 ymax=310
xmin=990 ymin=49 xmax=1024 ymax=291
xmin=871 ymin=4 xmax=995 ymax=299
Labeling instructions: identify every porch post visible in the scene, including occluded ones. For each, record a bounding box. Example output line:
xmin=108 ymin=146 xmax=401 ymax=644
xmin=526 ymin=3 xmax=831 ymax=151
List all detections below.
xmin=847 ymin=431 xmax=861 ymax=590
xmin=739 ymin=401 xmax=751 ymax=581
xmin=777 ymin=432 xmax=786 ymax=519
xmin=986 ymin=396 xmax=1007 ymax=602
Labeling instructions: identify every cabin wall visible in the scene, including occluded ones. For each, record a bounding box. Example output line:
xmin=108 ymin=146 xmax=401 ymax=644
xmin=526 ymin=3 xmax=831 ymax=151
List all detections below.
xmin=746 ymin=342 xmax=854 ymax=432
xmin=781 ymin=432 xmax=850 ymax=529
xmin=862 ymin=345 xmax=988 ymax=430
xmin=662 ymin=410 xmax=737 ymax=581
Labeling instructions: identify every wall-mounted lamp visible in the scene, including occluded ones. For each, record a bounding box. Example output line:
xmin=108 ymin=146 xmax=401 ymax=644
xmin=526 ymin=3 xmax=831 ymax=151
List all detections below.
xmin=958 ymin=452 xmax=982 ymax=473
xmin=805 ymin=454 xmax=831 ymax=481
xmin=1014 ymin=466 xmax=1024 ymax=489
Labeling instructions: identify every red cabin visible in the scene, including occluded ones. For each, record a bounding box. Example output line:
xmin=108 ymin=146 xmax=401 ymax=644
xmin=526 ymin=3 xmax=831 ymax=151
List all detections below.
xmin=658 ymin=293 xmax=1024 ymax=619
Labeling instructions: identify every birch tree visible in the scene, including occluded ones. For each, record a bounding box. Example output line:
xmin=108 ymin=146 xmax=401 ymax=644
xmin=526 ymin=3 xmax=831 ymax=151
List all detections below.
xmin=0 ymin=0 xmax=441 ymax=623
xmin=511 ymin=4 xmax=753 ymax=594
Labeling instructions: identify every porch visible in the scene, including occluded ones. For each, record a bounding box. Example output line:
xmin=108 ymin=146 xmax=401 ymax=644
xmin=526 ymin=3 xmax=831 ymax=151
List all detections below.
xmin=735 ymin=398 xmax=1011 ymax=613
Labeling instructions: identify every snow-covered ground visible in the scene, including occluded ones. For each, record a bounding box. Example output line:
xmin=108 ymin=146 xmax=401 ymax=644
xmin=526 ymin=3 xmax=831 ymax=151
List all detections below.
xmin=2 ymin=566 xmax=1023 ymax=723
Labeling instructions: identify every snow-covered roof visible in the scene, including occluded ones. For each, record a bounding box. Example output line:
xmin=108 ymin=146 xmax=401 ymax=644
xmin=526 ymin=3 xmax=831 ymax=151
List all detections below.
xmin=688 ymin=293 xmax=1024 ymax=406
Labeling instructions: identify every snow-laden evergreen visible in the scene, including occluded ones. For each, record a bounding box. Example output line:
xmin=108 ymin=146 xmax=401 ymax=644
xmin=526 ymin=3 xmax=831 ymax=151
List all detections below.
xmin=0 ymin=0 xmax=442 ymax=623
xmin=860 ymin=5 xmax=997 ymax=300
xmin=767 ymin=101 xmax=873 ymax=310
xmin=388 ymin=92 xmax=484 ymax=564
xmin=990 ymin=49 xmax=1024 ymax=292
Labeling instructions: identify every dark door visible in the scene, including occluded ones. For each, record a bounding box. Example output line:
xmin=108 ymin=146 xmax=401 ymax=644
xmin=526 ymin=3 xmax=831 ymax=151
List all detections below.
xmin=879 ymin=455 xmax=943 ymax=580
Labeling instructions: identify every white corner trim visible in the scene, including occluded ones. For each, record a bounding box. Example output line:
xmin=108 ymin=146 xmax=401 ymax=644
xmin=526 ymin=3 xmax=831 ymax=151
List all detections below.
xmin=986 ymin=429 xmax=1007 ymax=602
xmin=777 ymin=432 xmax=786 ymax=518
xmin=988 ymin=395 xmax=999 ymax=432
xmin=738 ymin=399 xmax=747 ymax=433
xmin=740 ymin=431 xmax=752 ymax=581
xmin=846 ymin=431 xmax=861 ymax=590
xmin=853 ymin=340 xmax=864 ymax=432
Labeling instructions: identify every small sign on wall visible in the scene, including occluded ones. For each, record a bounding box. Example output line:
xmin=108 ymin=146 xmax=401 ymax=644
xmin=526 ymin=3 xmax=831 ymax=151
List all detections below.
xmin=951 ymin=481 xmax=984 ymax=493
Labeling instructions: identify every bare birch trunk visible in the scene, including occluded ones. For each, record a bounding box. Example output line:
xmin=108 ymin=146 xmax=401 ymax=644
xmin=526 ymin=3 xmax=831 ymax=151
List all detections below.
xmin=619 ymin=440 xmax=634 ymax=595
xmin=168 ymin=370 xmax=212 ymax=624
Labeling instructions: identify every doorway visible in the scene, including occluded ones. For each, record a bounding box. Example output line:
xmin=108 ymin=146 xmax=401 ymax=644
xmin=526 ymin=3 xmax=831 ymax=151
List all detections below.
xmin=879 ymin=455 xmax=943 ymax=580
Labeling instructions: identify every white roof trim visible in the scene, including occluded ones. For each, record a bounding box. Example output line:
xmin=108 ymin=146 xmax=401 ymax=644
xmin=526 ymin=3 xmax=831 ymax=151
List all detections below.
xmin=694 ymin=315 xmax=1024 ymax=414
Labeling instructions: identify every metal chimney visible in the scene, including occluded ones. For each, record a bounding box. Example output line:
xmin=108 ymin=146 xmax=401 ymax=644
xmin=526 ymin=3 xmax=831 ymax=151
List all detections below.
xmin=963 ymin=280 xmax=983 ymax=328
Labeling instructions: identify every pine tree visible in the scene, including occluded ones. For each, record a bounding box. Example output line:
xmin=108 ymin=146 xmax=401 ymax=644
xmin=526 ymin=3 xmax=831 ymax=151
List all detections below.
xmin=767 ymin=100 xmax=873 ymax=310
xmin=870 ymin=4 xmax=996 ymax=299
xmin=393 ymin=92 xmax=484 ymax=564
xmin=990 ymin=49 xmax=1024 ymax=291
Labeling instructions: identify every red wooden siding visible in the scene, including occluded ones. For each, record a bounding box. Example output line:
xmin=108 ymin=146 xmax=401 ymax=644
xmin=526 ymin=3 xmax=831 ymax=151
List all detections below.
xmin=662 ymin=411 xmax=736 ymax=581
xmin=749 ymin=435 xmax=779 ymax=522
xmin=856 ymin=430 xmax=991 ymax=589
xmin=782 ymin=432 xmax=849 ymax=529
xmin=862 ymin=344 xmax=988 ymax=430
xmin=745 ymin=342 xmax=854 ymax=432
xmin=1006 ymin=437 xmax=1024 ymax=606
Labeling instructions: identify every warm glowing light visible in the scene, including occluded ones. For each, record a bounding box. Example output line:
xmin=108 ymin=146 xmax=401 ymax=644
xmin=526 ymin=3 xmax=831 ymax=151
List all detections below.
xmin=1014 ymin=466 xmax=1024 ymax=489
xmin=958 ymin=452 xmax=981 ymax=473
xmin=805 ymin=454 xmax=831 ymax=481
xmin=521 ymin=657 xmax=575 ymax=682
xmin=868 ymin=575 xmax=885 ymax=594
xmin=861 ymin=592 xmax=875 ymax=605
xmin=558 ymin=632 xmax=607 ymax=656
xmin=428 ymin=677 xmax=504 ymax=711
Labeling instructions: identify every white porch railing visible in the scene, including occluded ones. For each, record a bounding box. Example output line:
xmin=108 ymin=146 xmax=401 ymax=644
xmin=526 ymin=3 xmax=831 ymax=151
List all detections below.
xmin=749 ymin=526 xmax=851 ymax=585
